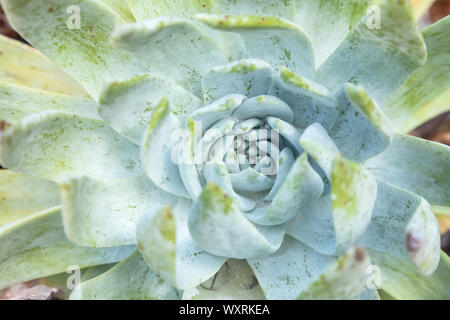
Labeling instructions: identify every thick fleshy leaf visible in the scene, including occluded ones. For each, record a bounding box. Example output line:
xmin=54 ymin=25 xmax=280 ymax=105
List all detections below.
xmin=70 ymin=250 xmax=179 ymax=300
xmin=356 ymin=289 xmax=381 ymax=300
xmin=113 ymin=17 xmax=227 ymax=97
xmin=364 ymin=133 xmax=450 ymax=207
xmin=316 ymin=0 xmax=427 ymax=104
xmin=297 ymin=247 xmax=372 ymax=300
xmin=98 ymin=0 xmax=135 ymax=22
xmin=0 ymin=170 xmax=60 ymax=227
xmin=202 ymin=59 xmax=274 ymax=104
xmin=0 ymin=111 xmax=142 ymax=182
xmin=287 ymin=196 xmax=336 ymax=255
xmin=331 ymin=156 xmax=377 ymax=253
xmin=246 ymin=153 xmax=323 ymax=226
xmin=234 ymin=95 xmax=293 ymax=123
xmin=136 ymin=200 xmax=227 ymax=290
xmin=0 ymin=35 xmax=88 ymax=98
xmin=299 ymin=122 xmax=340 ymax=178
xmin=0 ymin=207 xmax=134 ymax=290
xmin=383 ymin=16 xmax=450 ymax=133
xmin=126 ymin=0 xmax=213 ymax=21
xmin=215 ymin=0 xmax=294 ymax=19
xmin=2 ymin=0 xmax=145 ymax=100
xmin=188 ymin=182 xmax=284 ymax=259
xmin=248 ymin=237 xmax=371 ymax=300
xmin=0 ymin=83 xmax=100 ymax=126
xmin=195 ymin=14 xmax=315 ymax=78
xmin=183 ymin=259 xmax=265 ymax=300
xmin=140 ymin=97 xmax=189 ymax=198
xmin=266 ymin=117 xmax=302 ymax=154
xmin=60 ymin=175 xmax=178 ymax=248
xmin=293 ymin=0 xmax=372 ymax=66
xmin=330 ymin=84 xmax=392 ymax=162
xmin=268 ymin=67 xmax=338 ymax=130
xmin=360 ymin=180 xmax=440 ymax=276
xmin=99 ymin=73 xmax=202 ymax=144
xmin=370 ymin=250 xmax=450 ymax=299
xmin=203 ymin=161 xmax=256 ymax=212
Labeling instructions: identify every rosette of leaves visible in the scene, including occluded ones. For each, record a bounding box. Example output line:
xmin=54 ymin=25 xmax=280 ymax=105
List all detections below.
xmin=0 ymin=0 xmax=449 ymax=300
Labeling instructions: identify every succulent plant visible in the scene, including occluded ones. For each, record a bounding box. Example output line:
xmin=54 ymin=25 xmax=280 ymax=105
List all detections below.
xmin=0 ymin=0 xmax=449 ymax=300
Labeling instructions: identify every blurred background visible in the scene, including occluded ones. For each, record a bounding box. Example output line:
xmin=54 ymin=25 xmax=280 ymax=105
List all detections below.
xmin=0 ymin=0 xmax=448 ymax=299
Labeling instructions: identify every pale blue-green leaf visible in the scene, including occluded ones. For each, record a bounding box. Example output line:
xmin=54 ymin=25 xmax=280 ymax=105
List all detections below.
xmin=188 ymin=182 xmax=283 ymax=259
xmin=0 ymin=111 xmax=142 ymax=182
xmin=264 ymin=147 xmax=295 ymax=201
xmin=331 ymin=156 xmax=377 ymax=253
xmin=355 ymin=289 xmax=380 ymax=300
xmin=330 ymin=84 xmax=392 ymax=162
xmin=266 ymin=117 xmax=302 ymax=154
xmin=0 ymin=170 xmax=60 ymax=227
xmin=297 ymin=247 xmax=372 ymax=300
xmin=140 ymin=97 xmax=189 ymax=198
xmin=0 ymin=35 xmax=89 ymax=98
xmin=360 ymin=180 xmax=440 ymax=275
xmin=287 ymin=196 xmax=337 ymax=255
xmin=126 ymin=0 xmax=213 ymax=21
xmin=1 ymin=0 xmax=145 ymax=100
xmin=215 ymin=0 xmax=295 ymax=19
xmin=201 ymin=59 xmax=274 ymax=104
xmin=316 ymin=0 xmax=427 ymax=104
xmin=246 ymin=153 xmax=323 ymax=226
xmin=248 ymin=236 xmax=334 ymax=300
xmin=0 ymin=207 xmax=134 ymax=290
xmin=195 ymin=14 xmax=315 ymax=78
xmin=229 ymin=168 xmax=274 ymax=192
xmin=136 ymin=200 xmax=227 ymax=290
xmin=98 ymin=0 xmax=135 ymax=22
xmin=183 ymin=259 xmax=265 ymax=300
xmin=60 ymin=175 xmax=178 ymax=248
xmin=70 ymin=250 xmax=179 ymax=300
xmin=0 ymin=82 xmax=100 ymax=125
xmin=269 ymin=67 xmax=338 ymax=130
xmin=233 ymin=95 xmax=293 ymax=123
xmin=113 ymin=17 xmax=227 ymax=97
xmin=99 ymin=73 xmax=202 ymax=145
xmin=299 ymin=122 xmax=340 ymax=178
xmin=293 ymin=0 xmax=372 ymax=66
xmin=364 ymin=133 xmax=450 ymax=207
xmin=203 ymin=161 xmax=256 ymax=212
xmin=383 ymin=16 xmax=450 ymax=133
xmin=369 ymin=250 xmax=450 ymax=299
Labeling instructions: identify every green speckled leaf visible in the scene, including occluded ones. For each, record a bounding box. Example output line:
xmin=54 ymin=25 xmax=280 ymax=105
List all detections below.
xmin=360 ymin=180 xmax=440 ymax=275
xmin=364 ymin=133 xmax=450 ymax=207
xmin=316 ymin=0 xmax=427 ymax=104
xmin=0 ymin=111 xmax=142 ymax=182
xmin=0 ymin=35 xmax=89 ymax=98
xmin=370 ymin=250 xmax=450 ymax=299
xmin=126 ymin=0 xmax=213 ymax=21
xmin=98 ymin=0 xmax=135 ymax=22
xmin=215 ymin=0 xmax=295 ymax=19
xmin=99 ymin=73 xmax=202 ymax=144
xmin=383 ymin=16 xmax=450 ymax=133
xmin=268 ymin=67 xmax=338 ymax=130
xmin=60 ymin=175 xmax=178 ymax=248
xmin=293 ymin=0 xmax=372 ymax=67
xmin=70 ymin=250 xmax=179 ymax=300
xmin=113 ymin=17 xmax=227 ymax=97
xmin=0 ymin=207 xmax=134 ymax=290
xmin=330 ymin=84 xmax=392 ymax=162
xmin=0 ymin=83 xmax=100 ymax=126
xmin=195 ymin=14 xmax=315 ymax=78
xmin=188 ymin=182 xmax=284 ymax=259
xmin=201 ymin=59 xmax=274 ymax=104
xmin=136 ymin=200 xmax=227 ymax=290
xmin=331 ymin=156 xmax=377 ymax=253
xmin=1 ymin=0 xmax=145 ymax=100
xmin=0 ymin=170 xmax=60 ymax=227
